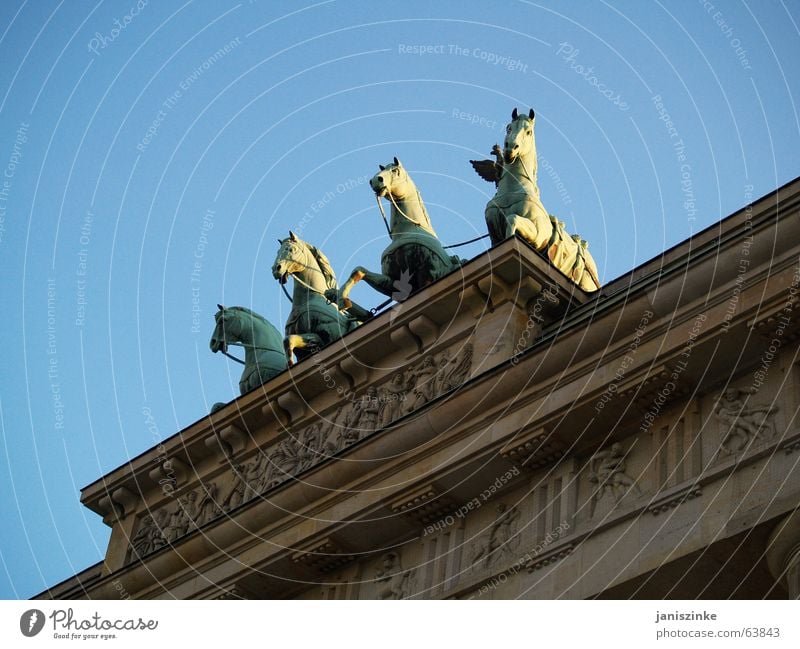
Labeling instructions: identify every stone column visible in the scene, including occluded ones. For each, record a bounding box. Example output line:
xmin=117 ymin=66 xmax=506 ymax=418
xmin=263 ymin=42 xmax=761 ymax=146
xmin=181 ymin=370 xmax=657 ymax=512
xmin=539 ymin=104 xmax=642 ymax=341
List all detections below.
xmin=766 ymin=510 xmax=800 ymax=598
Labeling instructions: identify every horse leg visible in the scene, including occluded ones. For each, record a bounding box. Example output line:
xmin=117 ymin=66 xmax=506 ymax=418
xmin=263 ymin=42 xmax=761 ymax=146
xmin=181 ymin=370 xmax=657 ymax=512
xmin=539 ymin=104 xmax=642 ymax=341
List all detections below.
xmin=485 ymin=204 xmax=507 ymax=244
xmin=340 ymin=267 xmax=395 ymax=304
xmin=507 ymin=213 xmax=540 ymax=247
xmin=361 ymin=269 xmax=400 ymax=299
xmin=342 ymin=299 xmax=373 ymax=323
xmin=326 ymin=266 xmax=366 ymax=310
xmin=284 ymin=333 xmax=323 ymax=366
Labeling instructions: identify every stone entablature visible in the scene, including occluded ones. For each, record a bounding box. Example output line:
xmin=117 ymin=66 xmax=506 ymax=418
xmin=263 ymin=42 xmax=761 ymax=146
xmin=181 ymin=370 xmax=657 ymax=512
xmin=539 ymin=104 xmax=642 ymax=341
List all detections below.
xmin=41 ymin=178 xmax=800 ymax=599
xmin=294 ymin=374 xmax=799 ymax=600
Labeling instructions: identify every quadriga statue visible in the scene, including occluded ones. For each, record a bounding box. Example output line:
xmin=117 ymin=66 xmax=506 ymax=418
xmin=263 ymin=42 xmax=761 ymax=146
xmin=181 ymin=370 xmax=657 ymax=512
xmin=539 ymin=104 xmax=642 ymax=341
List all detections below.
xmin=471 ymin=108 xmax=600 ymax=292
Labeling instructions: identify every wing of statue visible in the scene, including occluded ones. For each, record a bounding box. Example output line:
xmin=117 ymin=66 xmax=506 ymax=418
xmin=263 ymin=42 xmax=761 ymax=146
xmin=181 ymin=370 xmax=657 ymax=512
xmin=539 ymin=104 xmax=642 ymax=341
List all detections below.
xmin=470 ymin=159 xmax=500 ymax=184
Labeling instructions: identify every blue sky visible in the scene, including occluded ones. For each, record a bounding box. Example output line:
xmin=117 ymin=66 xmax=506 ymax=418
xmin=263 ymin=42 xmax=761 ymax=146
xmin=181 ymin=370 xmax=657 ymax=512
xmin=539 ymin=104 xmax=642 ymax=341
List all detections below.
xmin=0 ymin=0 xmax=798 ymax=599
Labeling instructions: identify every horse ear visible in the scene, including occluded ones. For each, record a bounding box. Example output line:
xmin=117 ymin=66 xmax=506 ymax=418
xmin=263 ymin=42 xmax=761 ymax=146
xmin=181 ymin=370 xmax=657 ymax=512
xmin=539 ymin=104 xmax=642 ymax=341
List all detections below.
xmin=217 ymin=304 xmax=224 ymax=311
xmin=511 ymin=107 xmax=518 ymax=120
xmin=289 ymin=230 xmax=297 ymax=241
xmin=378 ymin=164 xmax=385 ymax=171
xmin=529 ymin=108 xmax=535 ymax=120
xmin=393 ymin=156 xmax=401 ymax=167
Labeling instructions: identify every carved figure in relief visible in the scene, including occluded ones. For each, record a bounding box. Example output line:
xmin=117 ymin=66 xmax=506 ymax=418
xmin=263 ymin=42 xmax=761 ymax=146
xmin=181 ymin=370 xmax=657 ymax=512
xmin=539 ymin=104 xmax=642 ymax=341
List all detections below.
xmin=131 ymin=515 xmax=160 ymax=557
xmin=400 ymin=370 xmax=419 ymax=416
xmin=374 ymin=551 xmax=415 ymax=600
xmin=715 ymin=387 xmax=779 ymax=454
xmin=223 ymin=463 xmax=249 ymax=512
xmin=151 ymin=509 xmax=170 ymax=548
xmin=380 ymin=372 xmax=409 ymax=424
xmin=196 ymin=481 xmax=221 ymax=526
xmin=163 ymin=499 xmax=189 ymax=542
xmin=470 ymin=503 xmax=521 ymax=568
xmin=181 ymin=492 xmax=200 ymax=531
xmin=410 ymin=356 xmax=438 ymax=410
xmin=296 ymin=424 xmax=324 ymax=472
xmin=589 ymin=442 xmax=640 ymax=509
xmin=130 ymin=509 xmax=170 ymax=559
xmin=243 ymin=457 xmax=264 ymax=501
xmin=265 ymin=435 xmax=304 ymax=488
xmin=358 ymin=387 xmax=384 ymax=431
xmin=320 ymin=404 xmax=357 ymax=453
xmin=433 ymin=350 xmax=453 ymax=393
xmin=442 ymin=344 xmax=473 ymax=390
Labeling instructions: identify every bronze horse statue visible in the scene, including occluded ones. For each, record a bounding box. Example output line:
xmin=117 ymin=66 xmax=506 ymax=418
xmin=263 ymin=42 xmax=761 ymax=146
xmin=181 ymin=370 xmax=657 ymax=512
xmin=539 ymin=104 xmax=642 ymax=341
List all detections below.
xmin=327 ymin=158 xmax=462 ymax=310
xmin=272 ymin=232 xmax=370 ymax=365
xmin=471 ymin=108 xmax=600 ymax=291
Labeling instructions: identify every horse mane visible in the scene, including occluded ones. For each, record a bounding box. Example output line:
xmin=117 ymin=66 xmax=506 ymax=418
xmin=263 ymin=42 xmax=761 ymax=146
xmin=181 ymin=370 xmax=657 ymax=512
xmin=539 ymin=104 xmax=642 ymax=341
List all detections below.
xmin=278 ymin=236 xmax=338 ymax=290
xmin=225 ymin=305 xmax=271 ymax=327
xmin=384 ymin=163 xmax=436 ymax=235
xmin=307 ymin=243 xmax=338 ymax=290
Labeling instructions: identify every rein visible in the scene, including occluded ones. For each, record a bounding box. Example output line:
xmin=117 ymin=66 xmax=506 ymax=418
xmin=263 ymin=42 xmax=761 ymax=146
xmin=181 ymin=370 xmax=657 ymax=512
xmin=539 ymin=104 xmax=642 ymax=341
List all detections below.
xmin=387 ymin=192 xmax=430 ymax=232
xmin=221 ymin=340 xmax=283 ymax=366
xmin=374 ymin=191 xmax=489 ymax=250
xmin=276 ymin=251 xmax=330 ymax=300
xmin=275 ymin=252 xmax=361 ymax=323
xmin=375 ymin=194 xmax=392 ymax=236
xmin=222 ymin=350 xmax=246 ymax=365
xmin=503 ymin=153 xmax=536 ymax=191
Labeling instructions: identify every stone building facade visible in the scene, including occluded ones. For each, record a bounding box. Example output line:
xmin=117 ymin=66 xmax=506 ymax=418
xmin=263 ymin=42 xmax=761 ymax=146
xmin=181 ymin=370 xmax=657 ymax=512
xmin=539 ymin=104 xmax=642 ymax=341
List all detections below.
xmin=40 ymin=178 xmax=800 ymax=599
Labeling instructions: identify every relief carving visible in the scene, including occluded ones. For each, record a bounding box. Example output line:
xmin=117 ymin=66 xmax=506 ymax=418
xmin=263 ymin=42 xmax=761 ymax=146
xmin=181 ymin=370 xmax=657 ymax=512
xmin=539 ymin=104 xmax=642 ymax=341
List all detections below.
xmin=130 ymin=481 xmax=221 ymax=561
xmin=127 ymin=343 xmax=474 ymax=563
xmin=355 ymin=387 xmax=384 ymax=431
xmin=223 ymin=464 xmax=248 ymax=511
xmin=380 ymin=373 xmax=407 ymax=425
xmin=715 ymin=387 xmax=779 ymax=454
xmin=589 ymin=442 xmax=640 ymax=515
xmin=470 ymin=503 xmax=521 ymax=569
xmin=374 ymin=551 xmax=415 ymax=600
xmin=196 ymin=482 xmax=222 ymax=525
xmin=130 ymin=510 xmax=168 ymax=558
xmin=163 ymin=493 xmax=198 ymax=541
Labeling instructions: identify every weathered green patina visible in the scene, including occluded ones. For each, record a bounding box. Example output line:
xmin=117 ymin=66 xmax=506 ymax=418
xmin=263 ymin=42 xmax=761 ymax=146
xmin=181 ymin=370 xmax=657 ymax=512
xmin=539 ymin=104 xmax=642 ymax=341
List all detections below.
xmin=272 ymin=232 xmax=370 ymax=364
xmin=209 ymin=305 xmax=287 ymax=395
xmin=471 ymin=108 xmax=600 ymax=291
xmin=327 ymin=158 xmax=462 ymax=310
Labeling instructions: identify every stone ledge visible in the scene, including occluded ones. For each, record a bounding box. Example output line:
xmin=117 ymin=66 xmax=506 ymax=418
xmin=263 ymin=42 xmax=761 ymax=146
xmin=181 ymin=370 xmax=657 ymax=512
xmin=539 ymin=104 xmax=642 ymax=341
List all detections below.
xmin=499 ymin=426 xmax=564 ymax=469
xmin=647 ymin=482 xmax=703 ymax=515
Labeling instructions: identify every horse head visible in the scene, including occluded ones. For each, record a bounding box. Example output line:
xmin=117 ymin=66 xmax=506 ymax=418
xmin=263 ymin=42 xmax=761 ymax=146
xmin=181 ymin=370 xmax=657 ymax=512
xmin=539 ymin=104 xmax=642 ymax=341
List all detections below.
xmin=210 ymin=304 xmax=240 ymax=354
xmin=503 ymin=108 xmax=536 ymax=164
xmin=272 ymin=231 xmax=310 ymax=285
xmin=272 ymin=231 xmax=338 ymax=295
xmin=370 ymin=157 xmax=413 ymax=200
